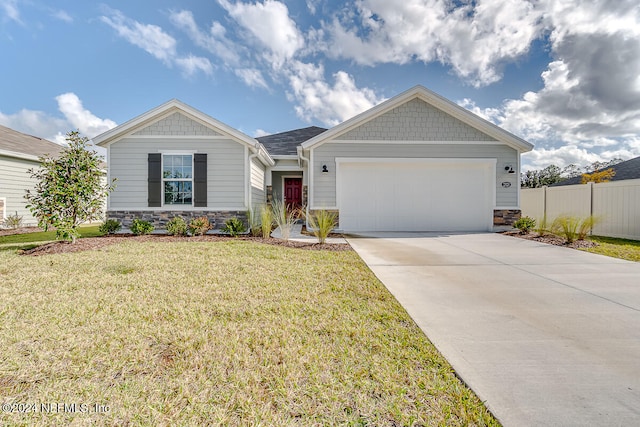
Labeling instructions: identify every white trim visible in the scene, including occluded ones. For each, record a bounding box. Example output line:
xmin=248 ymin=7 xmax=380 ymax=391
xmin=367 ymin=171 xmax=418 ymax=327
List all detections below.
xmin=301 ymin=85 xmax=533 ymax=153
xmin=0 ymin=197 xmax=6 ymax=220
xmin=517 ymin=151 xmax=522 ymax=207
xmin=328 ymin=139 xmax=501 ymax=145
xmin=106 ymin=145 xmax=111 ymax=210
xmin=280 ymin=175 xmax=303 ymax=204
xmin=158 ymin=149 xmax=198 ymax=154
xmin=335 ymin=158 xmax=497 ymax=231
xmin=309 ymin=149 xmax=315 ymax=207
xmin=244 ymin=146 xmax=249 ymax=208
xmin=127 ymin=135 xmax=228 ymax=140
xmin=269 ymin=165 xmax=304 ymax=172
xmin=0 ymin=148 xmax=40 ymax=162
xmin=107 ymin=207 xmax=247 ymax=212
xmin=272 ymin=154 xmax=299 ymax=159
xmin=335 ymin=157 xmax=497 ymax=165
xmin=161 ymin=153 xmax=194 ymax=208
xmin=495 ymin=206 xmax=521 ymax=210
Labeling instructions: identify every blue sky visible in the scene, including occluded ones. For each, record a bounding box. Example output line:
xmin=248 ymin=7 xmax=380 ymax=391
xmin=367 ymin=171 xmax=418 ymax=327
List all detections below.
xmin=1 ymin=0 xmax=639 ymax=170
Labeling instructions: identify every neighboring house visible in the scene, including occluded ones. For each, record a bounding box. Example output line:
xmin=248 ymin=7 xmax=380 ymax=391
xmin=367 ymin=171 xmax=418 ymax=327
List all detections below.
xmin=93 ymin=85 xmax=533 ymax=232
xmin=0 ymin=125 xmax=64 ymax=226
xmin=551 ymin=156 xmax=640 ymax=186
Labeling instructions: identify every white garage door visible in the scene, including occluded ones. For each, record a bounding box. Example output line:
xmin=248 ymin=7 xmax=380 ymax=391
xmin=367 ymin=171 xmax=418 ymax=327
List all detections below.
xmin=337 ymin=159 xmax=494 ymax=232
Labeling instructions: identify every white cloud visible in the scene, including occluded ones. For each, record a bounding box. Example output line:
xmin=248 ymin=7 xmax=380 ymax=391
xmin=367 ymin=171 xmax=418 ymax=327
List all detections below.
xmin=1 ymin=0 xmax=20 ymax=23
xmin=316 ymin=0 xmax=544 ymax=86
xmin=454 ymin=0 xmax=640 ymax=168
xmin=287 ymin=61 xmax=384 ymax=126
xmin=235 ymin=68 xmax=269 ymax=89
xmin=100 ymin=8 xmax=212 ymax=76
xmin=55 ymin=93 xmax=117 ymax=141
xmin=0 ymin=93 xmax=117 ymax=145
xmin=170 ymin=10 xmax=242 ymax=67
xmin=51 ymin=9 xmax=73 ymax=23
xmin=217 ymin=0 xmax=305 ymax=67
xmin=254 ymin=129 xmax=270 ymax=137
xmin=175 ymin=55 xmax=213 ymax=76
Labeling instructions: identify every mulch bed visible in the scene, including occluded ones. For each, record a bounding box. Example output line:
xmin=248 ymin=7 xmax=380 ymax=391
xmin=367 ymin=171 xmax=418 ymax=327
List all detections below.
xmin=501 ymin=230 xmax=598 ymax=249
xmin=0 ymin=227 xmax=42 ymax=237
xmin=17 ymin=234 xmax=352 ymax=256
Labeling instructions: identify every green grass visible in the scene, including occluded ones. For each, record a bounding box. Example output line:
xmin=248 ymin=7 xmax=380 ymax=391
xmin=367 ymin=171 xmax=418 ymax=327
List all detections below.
xmin=0 ymin=224 xmax=101 ymax=247
xmin=583 ymin=236 xmax=640 ymax=262
xmin=0 ymin=240 xmax=498 ymax=426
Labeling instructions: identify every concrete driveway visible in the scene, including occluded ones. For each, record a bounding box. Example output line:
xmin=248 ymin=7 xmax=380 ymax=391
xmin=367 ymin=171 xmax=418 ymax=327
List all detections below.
xmin=347 ymin=232 xmax=640 ymax=427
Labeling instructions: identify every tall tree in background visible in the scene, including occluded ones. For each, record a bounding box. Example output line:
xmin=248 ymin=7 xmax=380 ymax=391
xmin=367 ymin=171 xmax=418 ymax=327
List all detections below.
xmin=25 ymin=131 xmax=116 ymax=243
xmin=521 ymin=159 xmax=624 ymax=188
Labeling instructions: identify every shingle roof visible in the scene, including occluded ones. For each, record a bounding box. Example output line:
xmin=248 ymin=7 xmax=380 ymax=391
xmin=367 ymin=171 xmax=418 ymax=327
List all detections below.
xmin=552 ymin=156 xmax=640 ymax=186
xmin=0 ymin=124 xmax=63 ymax=159
xmin=256 ymin=126 xmax=327 ymax=156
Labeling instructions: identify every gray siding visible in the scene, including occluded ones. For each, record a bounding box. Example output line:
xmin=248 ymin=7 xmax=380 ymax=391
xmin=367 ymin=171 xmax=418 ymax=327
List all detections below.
xmin=312 ymin=143 xmax=518 ymax=207
xmin=250 ymin=158 xmax=265 ymax=207
xmin=336 ymin=99 xmax=497 ymax=142
xmin=134 ymin=112 xmax=222 ymax=136
xmin=109 ymin=138 xmax=245 ymax=209
xmin=0 ymin=155 xmax=39 ymax=226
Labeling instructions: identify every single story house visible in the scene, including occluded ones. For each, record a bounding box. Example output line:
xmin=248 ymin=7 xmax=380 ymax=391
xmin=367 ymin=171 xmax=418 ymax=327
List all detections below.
xmin=93 ymin=85 xmax=533 ymax=232
xmin=0 ymin=125 xmax=64 ymax=226
xmin=551 ymin=156 xmax=640 ymax=186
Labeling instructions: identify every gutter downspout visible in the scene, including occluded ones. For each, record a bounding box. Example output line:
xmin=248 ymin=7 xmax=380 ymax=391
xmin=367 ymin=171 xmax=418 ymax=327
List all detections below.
xmin=297 ymin=147 xmax=310 ymax=227
xmin=248 ymin=150 xmax=259 ymax=214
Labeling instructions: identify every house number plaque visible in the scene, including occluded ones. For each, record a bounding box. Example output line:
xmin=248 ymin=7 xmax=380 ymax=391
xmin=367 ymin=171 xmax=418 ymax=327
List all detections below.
xmin=501 ymin=182 xmax=512 ymax=188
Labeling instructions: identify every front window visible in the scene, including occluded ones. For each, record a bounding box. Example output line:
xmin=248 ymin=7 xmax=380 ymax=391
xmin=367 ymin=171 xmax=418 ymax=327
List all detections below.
xmin=163 ymin=154 xmax=193 ymax=205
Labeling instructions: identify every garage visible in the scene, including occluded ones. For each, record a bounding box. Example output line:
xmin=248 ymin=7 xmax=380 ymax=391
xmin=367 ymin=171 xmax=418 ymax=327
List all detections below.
xmin=337 ymin=159 xmax=495 ymax=232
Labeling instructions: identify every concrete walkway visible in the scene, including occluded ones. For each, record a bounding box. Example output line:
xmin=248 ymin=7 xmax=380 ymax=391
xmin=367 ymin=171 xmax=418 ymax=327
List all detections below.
xmin=347 ymin=232 xmax=640 ymax=427
xmin=271 ymin=223 xmax=348 ymax=244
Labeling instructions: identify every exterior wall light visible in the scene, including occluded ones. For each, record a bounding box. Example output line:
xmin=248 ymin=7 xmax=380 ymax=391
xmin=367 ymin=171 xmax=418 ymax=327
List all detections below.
xmin=504 ymin=165 xmax=515 ymax=174
xmin=322 ymin=165 xmax=329 ymax=173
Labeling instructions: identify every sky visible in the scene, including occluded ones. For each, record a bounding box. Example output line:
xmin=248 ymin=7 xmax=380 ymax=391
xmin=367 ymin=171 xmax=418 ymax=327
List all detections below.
xmin=1 ymin=0 xmax=639 ymax=170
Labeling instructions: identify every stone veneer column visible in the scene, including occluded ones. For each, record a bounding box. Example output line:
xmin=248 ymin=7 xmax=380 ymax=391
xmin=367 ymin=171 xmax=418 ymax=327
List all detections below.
xmin=493 ymin=209 xmax=521 ymax=227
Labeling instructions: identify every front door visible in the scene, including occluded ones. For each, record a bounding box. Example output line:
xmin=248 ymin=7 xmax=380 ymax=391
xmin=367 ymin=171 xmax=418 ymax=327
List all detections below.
xmin=284 ymin=178 xmax=303 ymax=208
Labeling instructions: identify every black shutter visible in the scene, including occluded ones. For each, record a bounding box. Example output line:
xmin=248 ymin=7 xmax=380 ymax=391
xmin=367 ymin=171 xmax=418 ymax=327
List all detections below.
xmin=194 ymin=153 xmax=207 ymax=207
xmin=148 ymin=153 xmax=162 ymax=207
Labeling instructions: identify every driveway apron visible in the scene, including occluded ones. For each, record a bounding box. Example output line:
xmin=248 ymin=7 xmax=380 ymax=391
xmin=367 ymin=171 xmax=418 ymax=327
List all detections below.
xmin=347 ymin=232 xmax=640 ymax=427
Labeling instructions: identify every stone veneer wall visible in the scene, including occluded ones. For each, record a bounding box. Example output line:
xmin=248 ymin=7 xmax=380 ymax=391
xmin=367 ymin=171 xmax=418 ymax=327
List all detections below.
xmin=493 ymin=209 xmax=521 ymax=226
xmin=108 ymin=210 xmax=248 ymax=230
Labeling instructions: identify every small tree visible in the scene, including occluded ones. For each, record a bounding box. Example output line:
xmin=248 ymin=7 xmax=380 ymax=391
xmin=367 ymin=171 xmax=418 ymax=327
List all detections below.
xmin=25 ymin=131 xmax=116 ymax=243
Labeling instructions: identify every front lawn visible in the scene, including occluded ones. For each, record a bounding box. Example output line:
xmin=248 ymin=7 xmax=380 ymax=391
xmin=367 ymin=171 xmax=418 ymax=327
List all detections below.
xmin=583 ymin=235 xmax=640 ymax=262
xmin=0 ymin=240 xmax=497 ymax=426
xmin=0 ymin=224 xmax=101 ymax=247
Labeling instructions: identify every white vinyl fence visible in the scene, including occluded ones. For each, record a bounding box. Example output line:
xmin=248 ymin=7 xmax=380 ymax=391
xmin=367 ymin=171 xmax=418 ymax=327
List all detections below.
xmin=520 ymin=179 xmax=640 ymax=240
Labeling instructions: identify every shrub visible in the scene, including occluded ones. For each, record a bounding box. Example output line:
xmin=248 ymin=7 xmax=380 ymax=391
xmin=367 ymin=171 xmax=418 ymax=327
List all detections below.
xmin=99 ymin=219 xmax=121 ymax=235
xmin=577 ymin=215 xmax=600 ymax=241
xmin=260 ymin=204 xmax=274 ymax=238
xmin=551 ymin=215 xmax=600 ymax=243
xmin=130 ymin=219 xmax=154 ymax=235
xmin=166 ymin=216 xmax=188 ymax=236
xmin=247 ymin=207 xmax=261 ymax=237
xmin=271 ymin=199 xmax=300 ymax=241
xmin=306 ymin=210 xmax=338 ymax=244
xmin=189 ymin=216 xmax=211 ymax=236
xmin=3 ymin=211 xmax=23 ymax=229
xmin=534 ymin=214 xmax=549 ymax=237
xmin=222 ymin=217 xmax=246 ymax=237
xmin=513 ymin=216 xmax=535 ymax=233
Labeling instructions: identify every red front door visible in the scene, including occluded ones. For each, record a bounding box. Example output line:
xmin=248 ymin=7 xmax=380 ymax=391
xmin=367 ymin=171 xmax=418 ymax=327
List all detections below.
xmin=284 ymin=178 xmax=303 ymax=208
